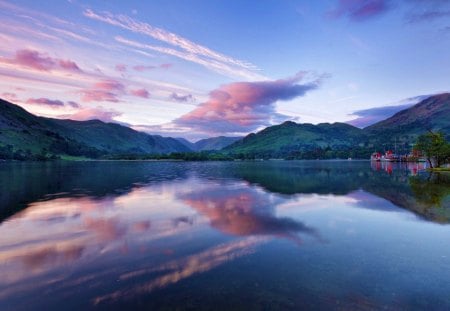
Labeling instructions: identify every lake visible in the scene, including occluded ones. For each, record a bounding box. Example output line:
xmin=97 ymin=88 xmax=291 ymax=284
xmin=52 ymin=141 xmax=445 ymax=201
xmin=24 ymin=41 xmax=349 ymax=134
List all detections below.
xmin=0 ymin=160 xmax=449 ymax=310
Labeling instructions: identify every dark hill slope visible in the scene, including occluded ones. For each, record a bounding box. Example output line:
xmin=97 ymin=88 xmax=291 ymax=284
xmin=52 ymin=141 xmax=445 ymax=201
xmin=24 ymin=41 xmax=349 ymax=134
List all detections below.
xmin=0 ymin=98 xmax=189 ymax=158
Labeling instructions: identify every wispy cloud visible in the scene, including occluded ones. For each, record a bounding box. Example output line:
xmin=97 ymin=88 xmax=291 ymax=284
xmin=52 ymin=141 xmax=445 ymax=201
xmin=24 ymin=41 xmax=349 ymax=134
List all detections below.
xmin=133 ymin=63 xmax=171 ymax=72
xmin=328 ymin=0 xmax=389 ymax=21
xmin=115 ymin=36 xmax=265 ymax=81
xmin=407 ymin=10 xmax=450 ymax=23
xmin=83 ymin=9 xmax=264 ymax=80
xmin=26 ymin=97 xmax=65 ymax=107
xmin=115 ymin=64 xmax=127 ymax=72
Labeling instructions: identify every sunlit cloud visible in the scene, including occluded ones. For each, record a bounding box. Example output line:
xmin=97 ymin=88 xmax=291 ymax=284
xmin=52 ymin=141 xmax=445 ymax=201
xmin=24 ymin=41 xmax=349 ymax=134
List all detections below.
xmin=130 ymin=88 xmax=150 ymax=98
xmin=1 ymin=49 xmax=82 ymax=72
xmin=170 ymin=72 xmax=321 ymax=135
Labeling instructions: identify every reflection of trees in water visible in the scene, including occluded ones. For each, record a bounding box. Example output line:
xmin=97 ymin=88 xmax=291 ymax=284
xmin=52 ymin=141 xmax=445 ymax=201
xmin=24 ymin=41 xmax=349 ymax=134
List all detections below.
xmin=409 ymin=173 xmax=450 ymax=208
xmin=232 ymin=162 xmax=450 ymax=223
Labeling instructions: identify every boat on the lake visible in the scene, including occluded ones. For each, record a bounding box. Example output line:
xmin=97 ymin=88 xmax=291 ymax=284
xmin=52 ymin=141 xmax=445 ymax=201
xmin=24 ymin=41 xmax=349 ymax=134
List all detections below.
xmin=381 ymin=150 xmax=399 ymax=162
xmin=370 ymin=152 xmax=382 ymax=161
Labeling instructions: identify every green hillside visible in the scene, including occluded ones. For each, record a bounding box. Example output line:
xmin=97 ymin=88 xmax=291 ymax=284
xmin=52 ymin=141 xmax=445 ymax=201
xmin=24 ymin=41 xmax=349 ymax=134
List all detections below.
xmin=225 ymin=93 xmax=450 ymax=159
xmin=225 ymin=121 xmax=366 ymax=158
xmin=0 ymin=98 xmax=190 ymax=159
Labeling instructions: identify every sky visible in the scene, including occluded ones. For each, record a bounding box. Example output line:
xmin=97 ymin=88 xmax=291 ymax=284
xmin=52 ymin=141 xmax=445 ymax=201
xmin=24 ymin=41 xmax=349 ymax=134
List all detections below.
xmin=0 ymin=0 xmax=449 ymax=140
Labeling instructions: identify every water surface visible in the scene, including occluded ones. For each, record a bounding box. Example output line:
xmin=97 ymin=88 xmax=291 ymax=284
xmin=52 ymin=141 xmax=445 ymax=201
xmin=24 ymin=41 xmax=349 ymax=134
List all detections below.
xmin=0 ymin=160 xmax=449 ymax=310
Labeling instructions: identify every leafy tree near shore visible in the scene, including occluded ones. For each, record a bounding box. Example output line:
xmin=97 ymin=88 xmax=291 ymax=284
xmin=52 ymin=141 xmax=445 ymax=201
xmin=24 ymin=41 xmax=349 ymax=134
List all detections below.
xmin=414 ymin=131 xmax=450 ymax=168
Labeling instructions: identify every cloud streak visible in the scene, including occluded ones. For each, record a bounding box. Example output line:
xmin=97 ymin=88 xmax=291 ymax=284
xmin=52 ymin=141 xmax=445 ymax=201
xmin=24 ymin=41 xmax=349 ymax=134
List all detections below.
xmin=329 ymin=0 xmax=389 ymax=21
xmin=84 ymin=9 xmax=264 ymax=80
xmin=26 ymin=97 xmax=65 ymax=107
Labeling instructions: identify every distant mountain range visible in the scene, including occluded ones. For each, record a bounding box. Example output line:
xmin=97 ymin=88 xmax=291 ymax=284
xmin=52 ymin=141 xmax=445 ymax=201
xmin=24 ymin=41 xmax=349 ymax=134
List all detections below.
xmin=224 ymin=93 xmax=450 ymax=159
xmin=176 ymin=136 xmax=242 ymax=151
xmin=0 ymin=93 xmax=449 ymax=160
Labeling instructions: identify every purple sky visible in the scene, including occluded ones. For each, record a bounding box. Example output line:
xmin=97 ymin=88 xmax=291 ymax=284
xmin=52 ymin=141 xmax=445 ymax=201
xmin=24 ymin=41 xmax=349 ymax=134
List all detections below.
xmin=0 ymin=0 xmax=449 ymax=139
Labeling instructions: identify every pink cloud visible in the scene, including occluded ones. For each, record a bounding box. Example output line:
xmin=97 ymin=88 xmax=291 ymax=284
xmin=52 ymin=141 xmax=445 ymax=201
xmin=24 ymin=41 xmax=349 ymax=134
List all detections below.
xmin=160 ymin=63 xmax=172 ymax=69
xmin=4 ymin=49 xmax=82 ymax=72
xmin=133 ymin=65 xmax=156 ymax=72
xmin=65 ymin=106 xmax=122 ymax=122
xmin=328 ymin=0 xmax=389 ymax=21
xmin=132 ymin=63 xmax=172 ymax=72
xmin=115 ymin=64 xmax=127 ymax=72
xmin=26 ymin=97 xmax=65 ymax=107
xmin=130 ymin=88 xmax=150 ymax=98
xmin=173 ymin=72 xmax=320 ymax=134
xmin=2 ymin=92 xmax=18 ymax=102
xmin=58 ymin=59 xmax=81 ymax=72
xmin=94 ymin=79 xmax=125 ymax=91
xmin=80 ymin=90 xmax=120 ymax=103
xmin=14 ymin=49 xmax=55 ymax=71
xmin=80 ymin=79 xmax=125 ymax=103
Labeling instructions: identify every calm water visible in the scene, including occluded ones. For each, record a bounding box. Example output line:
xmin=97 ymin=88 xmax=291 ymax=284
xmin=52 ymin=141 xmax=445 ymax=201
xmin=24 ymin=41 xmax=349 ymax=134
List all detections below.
xmin=0 ymin=160 xmax=449 ymax=311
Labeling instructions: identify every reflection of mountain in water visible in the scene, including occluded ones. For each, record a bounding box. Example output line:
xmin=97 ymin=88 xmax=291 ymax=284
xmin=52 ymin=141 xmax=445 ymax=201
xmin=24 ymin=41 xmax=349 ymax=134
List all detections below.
xmin=1 ymin=161 xmax=448 ymax=224
xmin=228 ymin=161 xmax=450 ymax=223
xmin=0 ymin=161 xmax=189 ymax=221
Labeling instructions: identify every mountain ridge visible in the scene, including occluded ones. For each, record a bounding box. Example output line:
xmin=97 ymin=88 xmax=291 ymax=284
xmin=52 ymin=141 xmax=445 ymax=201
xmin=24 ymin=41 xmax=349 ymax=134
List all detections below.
xmin=1 ymin=93 xmax=449 ymax=159
xmin=224 ymin=93 xmax=450 ymax=158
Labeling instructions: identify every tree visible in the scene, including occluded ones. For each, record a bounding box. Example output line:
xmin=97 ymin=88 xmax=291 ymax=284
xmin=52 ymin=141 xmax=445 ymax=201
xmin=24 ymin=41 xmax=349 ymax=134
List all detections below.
xmin=414 ymin=131 xmax=450 ymax=168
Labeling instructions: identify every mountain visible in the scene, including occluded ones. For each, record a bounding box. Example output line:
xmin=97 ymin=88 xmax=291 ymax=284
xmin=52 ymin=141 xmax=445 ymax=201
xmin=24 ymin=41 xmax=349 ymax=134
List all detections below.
xmin=365 ymin=93 xmax=450 ymax=136
xmin=194 ymin=136 xmax=242 ymax=151
xmin=224 ymin=121 xmax=365 ymax=158
xmin=225 ymin=93 xmax=450 ymax=159
xmin=174 ymin=137 xmax=195 ymax=150
xmin=175 ymin=136 xmax=242 ymax=151
xmin=1 ymin=93 xmax=449 ymax=160
xmin=0 ymin=98 xmax=190 ymax=159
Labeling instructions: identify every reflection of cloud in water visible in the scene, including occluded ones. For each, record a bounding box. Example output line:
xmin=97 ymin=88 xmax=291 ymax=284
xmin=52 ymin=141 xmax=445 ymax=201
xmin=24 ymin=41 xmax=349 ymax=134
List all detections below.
xmin=21 ymin=245 xmax=84 ymax=271
xmin=180 ymin=184 xmax=318 ymax=243
xmin=93 ymin=237 xmax=266 ymax=305
xmin=0 ymin=183 xmax=198 ymax=287
xmin=83 ymin=217 xmax=128 ymax=242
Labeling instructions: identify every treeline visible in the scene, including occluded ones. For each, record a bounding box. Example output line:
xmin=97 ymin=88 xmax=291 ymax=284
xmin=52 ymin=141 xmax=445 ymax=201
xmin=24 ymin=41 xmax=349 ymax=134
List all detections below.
xmin=229 ymin=146 xmax=374 ymax=160
xmin=103 ymin=151 xmax=234 ymax=161
xmin=0 ymin=145 xmax=59 ymax=161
